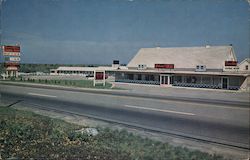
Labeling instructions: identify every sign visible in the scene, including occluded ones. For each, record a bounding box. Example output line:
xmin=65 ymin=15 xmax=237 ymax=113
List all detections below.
xmin=4 ymin=57 xmax=21 ymax=62
xmin=95 ymin=72 xmax=108 ymax=80
xmin=155 ymin=64 xmax=174 ymax=69
xmin=3 ymin=46 xmax=20 ymax=52
xmin=4 ymin=62 xmax=20 ymax=67
xmin=93 ymin=70 xmax=107 ymax=87
xmin=225 ymin=61 xmax=237 ymax=66
xmin=6 ymin=66 xmax=18 ymax=71
xmin=3 ymin=52 xmax=20 ymax=56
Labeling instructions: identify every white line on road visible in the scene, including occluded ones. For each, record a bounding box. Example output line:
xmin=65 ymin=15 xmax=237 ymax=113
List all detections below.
xmin=124 ymin=105 xmax=195 ymax=116
xmin=28 ymin=92 xmax=57 ymax=98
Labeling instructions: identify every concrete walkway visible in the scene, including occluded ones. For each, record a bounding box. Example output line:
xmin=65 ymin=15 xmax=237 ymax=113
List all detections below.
xmin=112 ymin=82 xmax=250 ymax=103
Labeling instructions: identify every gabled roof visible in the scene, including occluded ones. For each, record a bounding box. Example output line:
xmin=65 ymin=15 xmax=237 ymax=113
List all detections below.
xmin=239 ymin=58 xmax=250 ymax=66
xmin=127 ymin=46 xmax=237 ymax=69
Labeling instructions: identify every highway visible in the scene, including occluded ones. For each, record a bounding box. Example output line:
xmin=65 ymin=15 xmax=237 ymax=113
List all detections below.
xmin=0 ymin=83 xmax=249 ymax=150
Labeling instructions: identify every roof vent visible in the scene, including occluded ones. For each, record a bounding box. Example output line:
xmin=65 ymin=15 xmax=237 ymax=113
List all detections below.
xmin=205 ymin=45 xmax=211 ymax=48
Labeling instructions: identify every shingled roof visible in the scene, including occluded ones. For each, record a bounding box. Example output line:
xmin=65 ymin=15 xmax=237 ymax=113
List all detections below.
xmin=127 ymin=46 xmax=237 ymax=70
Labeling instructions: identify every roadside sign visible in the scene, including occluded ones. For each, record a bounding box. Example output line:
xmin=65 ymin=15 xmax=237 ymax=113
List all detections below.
xmin=3 ymin=46 xmax=20 ymax=52
xmin=2 ymin=45 xmax=21 ymax=78
xmin=4 ymin=62 xmax=20 ymax=67
xmin=4 ymin=57 xmax=21 ymax=62
xmin=95 ymin=72 xmax=108 ymax=80
xmin=3 ymin=52 xmax=20 ymax=56
xmin=93 ymin=70 xmax=106 ymax=86
xmin=6 ymin=66 xmax=18 ymax=71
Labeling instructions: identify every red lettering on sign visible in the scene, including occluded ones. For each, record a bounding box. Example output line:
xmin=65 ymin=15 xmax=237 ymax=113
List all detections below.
xmin=3 ymin=46 xmax=20 ymax=52
xmin=4 ymin=62 xmax=20 ymax=68
xmin=225 ymin=61 xmax=237 ymax=66
xmin=95 ymin=72 xmax=108 ymax=80
xmin=155 ymin=64 xmax=174 ymax=69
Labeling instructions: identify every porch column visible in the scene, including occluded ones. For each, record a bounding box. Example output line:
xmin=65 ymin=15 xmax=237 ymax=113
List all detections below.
xmin=159 ymin=75 xmax=162 ymax=85
xmin=103 ymin=71 xmax=105 ymax=86
xmin=167 ymin=76 xmax=170 ymax=85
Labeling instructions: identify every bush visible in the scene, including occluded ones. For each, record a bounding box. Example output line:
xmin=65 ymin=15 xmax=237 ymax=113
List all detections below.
xmin=68 ymin=131 xmax=90 ymax=142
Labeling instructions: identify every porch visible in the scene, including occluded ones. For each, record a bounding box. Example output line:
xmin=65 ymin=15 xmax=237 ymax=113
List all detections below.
xmin=172 ymin=75 xmax=243 ymax=90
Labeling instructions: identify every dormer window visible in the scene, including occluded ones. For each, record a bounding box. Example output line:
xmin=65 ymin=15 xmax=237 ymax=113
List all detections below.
xmin=138 ymin=64 xmax=147 ymax=70
xmin=196 ymin=65 xmax=206 ymax=72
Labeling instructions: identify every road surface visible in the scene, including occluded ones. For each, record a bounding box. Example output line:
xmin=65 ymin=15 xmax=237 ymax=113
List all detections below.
xmin=0 ymin=83 xmax=249 ymax=149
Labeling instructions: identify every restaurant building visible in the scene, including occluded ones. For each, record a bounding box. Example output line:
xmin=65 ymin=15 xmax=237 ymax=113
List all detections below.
xmin=114 ymin=45 xmax=249 ymax=90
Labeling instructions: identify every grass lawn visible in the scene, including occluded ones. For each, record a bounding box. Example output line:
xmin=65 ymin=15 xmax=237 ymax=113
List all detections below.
xmin=0 ymin=107 xmax=227 ymax=160
xmin=5 ymin=79 xmax=113 ymax=89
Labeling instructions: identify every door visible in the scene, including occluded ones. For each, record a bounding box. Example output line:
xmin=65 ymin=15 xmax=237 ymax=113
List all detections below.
xmin=170 ymin=76 xmax=173 ymax=84
xmin=160 ymin=75 xmax=169 ymax=85
xmin=222 ymin=77 xmax=228 ymax=89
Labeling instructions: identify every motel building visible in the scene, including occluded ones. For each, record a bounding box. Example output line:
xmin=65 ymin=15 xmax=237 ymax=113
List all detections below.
xmin=50 ymin=62 xmax=126 ymax=77
xmin=114 ymin=45 xmax=250 ymax=90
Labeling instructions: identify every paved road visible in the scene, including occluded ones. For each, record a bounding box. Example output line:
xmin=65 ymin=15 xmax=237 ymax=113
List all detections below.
xmin=0 ymin=84 xmax=249 ymax=149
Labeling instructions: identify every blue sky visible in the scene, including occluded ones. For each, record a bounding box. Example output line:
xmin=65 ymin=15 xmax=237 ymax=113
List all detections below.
xmin=1 ymin=0 xmax=249 ymax=64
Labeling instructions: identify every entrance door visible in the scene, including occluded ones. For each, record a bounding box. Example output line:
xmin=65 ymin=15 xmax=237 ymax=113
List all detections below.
xmin=160 ymin=75 xmax=172 ymax=85
xmin=222 ymin=77 xmax=228 ymax=89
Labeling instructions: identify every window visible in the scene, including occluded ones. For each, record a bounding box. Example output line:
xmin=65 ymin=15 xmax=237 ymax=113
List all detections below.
xmin=196 ymin=65 xmax=206 ymax=72
xmin=246 ymin=65 xmax=248 ymax=70
xmin=150 ymin=75 xmax=154 ymax=81
xmin=186 ymin=77 xmax=192 ymax=83
xmin=138 ymin=74 xmax=142 ymax=80
xmin=138 ymin=64 xmax=147 ymax=70
xmin=202 ymin=76 xmax=211 ymax=84
xmin=174 ymin=76 xmax=182 ymax=83
xmin=128 ymin=74 xmax=134 ymax=80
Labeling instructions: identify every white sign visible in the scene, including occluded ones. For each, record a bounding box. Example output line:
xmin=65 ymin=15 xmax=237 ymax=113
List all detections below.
xmin=9 ymin=57 xmax=21 ymax=62
xmin=3 ymin=52 xmax=20 ymax=56
xmin=6 ymin=66 xmax=18 ymax=71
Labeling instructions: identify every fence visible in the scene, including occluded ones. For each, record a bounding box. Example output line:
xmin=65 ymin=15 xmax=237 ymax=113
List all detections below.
xmin=115 ymin=79 xmax=160 ymax=85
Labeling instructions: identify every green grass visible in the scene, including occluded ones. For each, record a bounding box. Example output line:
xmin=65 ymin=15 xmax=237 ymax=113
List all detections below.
xmin=5 ymin=78 xmax=113 ymax=89
xmin=0 ymin=107 xmax=228 ymax=160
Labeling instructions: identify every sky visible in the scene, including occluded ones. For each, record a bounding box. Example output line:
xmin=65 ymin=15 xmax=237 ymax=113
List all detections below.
xmin=0 ymin=0 xmax=249 ymax=64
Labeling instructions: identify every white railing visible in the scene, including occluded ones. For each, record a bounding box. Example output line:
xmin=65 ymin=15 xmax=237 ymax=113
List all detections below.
xmin=115 ymin=79 xmax=160 ymax=85
xmin=173 ymin=83 xmax=240 ymax=90
xmin=173 ymin=83 xmax=221 ymax=89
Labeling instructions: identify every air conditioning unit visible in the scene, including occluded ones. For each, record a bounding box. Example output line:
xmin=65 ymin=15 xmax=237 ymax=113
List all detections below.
xmin=195 ymin=65 xmax=206 ymax=72
xmin=138 ymin=64 xmax=147 ymax=70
